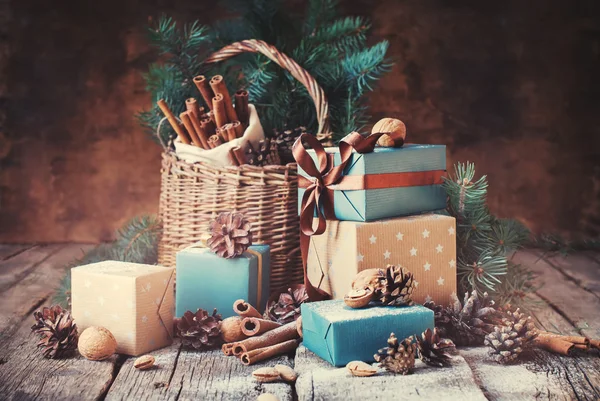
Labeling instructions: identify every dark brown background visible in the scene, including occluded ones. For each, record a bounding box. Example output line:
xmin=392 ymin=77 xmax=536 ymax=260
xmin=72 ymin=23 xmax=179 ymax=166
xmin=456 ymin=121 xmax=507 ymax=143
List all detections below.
xmin=1 ymin=0 xmax=599 ymax=243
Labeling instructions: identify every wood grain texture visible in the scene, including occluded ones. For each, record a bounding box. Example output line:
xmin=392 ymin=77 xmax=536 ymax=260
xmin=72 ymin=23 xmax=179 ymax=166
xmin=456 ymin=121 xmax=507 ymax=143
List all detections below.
xmin=513 ymin=250 xmax=600 ymax=339
xmin=0 ymin=245 xmax=32 ymax=260
xmin=537 ymin=251 xmax=600 ymax=297
xmin=0 ymin=244 xmax=92 ymax=336
xmin=106 ymin=344 xmax=294 ymax=401
xmin=294 ymin=345 xmax=486 ymax=401
xmin=0 ymin=311 xmax=118 ymax=401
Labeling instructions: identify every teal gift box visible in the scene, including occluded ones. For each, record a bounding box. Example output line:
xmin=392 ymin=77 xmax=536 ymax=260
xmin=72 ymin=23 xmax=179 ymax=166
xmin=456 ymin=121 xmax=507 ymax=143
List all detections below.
xmin=301 ymin=300 xmax=434 ymax=366
xmin=176 ymin=245 xmax=270 ymax=319
xmin=297 ymin=144 xmax=447 ymax=221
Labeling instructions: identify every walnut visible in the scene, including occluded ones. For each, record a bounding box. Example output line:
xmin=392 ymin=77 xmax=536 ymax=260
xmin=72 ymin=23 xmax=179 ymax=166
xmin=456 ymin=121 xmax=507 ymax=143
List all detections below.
xmin=78 ymin=326 xmax=117 ymax=361
xmin=371 ymin=118 xmax=406 ymax=148
xmin=219 ymin=316 xmax=246 ymax=343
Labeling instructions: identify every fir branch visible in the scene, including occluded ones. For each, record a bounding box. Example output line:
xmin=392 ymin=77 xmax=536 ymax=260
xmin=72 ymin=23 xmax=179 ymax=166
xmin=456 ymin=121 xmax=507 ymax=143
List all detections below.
xmin=458 ymin=252 xmax=508 ymax=295
xmin=304 ymin=0 xmax=339 ymax=35
xmin=341 ymin=41 xmax=392 ymax=95
xmin=492 ymin=261 xmax=539 ymax=308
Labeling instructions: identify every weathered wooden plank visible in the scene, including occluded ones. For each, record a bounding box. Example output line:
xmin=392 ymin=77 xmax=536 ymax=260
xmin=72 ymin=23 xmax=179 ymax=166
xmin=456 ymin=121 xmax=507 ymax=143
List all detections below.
xmin=0 ymin=244 xmax=33 ymax=260
xmin=536 ymin=251 xmax=600 ymax=297
xmin=460 ymin=294 xmax=600 ymax=401
xmin=106 ymin=343 xmax=294 ymax=401
xmin=0 ymin=244 xmax=93 ymax=336
xmin=0 ymin=244 xmax=64 ymax=293
xmin=0 ymin=311 xmax=118 ymax=401
xmin=514 ymin=250 xmax=600 ymax=339
xmin=294 ymin=345 xmax=487 ymax=401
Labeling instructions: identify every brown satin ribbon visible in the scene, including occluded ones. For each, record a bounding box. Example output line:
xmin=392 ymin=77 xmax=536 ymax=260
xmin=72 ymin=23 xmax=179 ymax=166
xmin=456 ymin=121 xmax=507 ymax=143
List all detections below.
xmin=292 ymin=132 xmax=383 ymax=301
xmin=298 ymin=170 xmax=445 ymax=190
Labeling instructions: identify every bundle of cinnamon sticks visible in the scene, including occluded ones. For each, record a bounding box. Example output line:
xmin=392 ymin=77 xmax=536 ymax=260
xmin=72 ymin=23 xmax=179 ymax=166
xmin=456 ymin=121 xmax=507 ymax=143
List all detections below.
xmin=221 ymin=299 xmax=300 ymax=366
xmin=156 ymin=74 xmax=252 ymax=166
xmin=534 ymin=331 xmax=600 ymax=355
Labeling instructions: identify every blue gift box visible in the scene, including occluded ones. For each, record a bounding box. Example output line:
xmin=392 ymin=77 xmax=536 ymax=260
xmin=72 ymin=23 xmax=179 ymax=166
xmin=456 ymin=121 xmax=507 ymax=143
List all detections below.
xmin=175 ymin=245 xmax=270 ymax=319
xmin=301 ymin=300 xmax=434 ymax=366
xmin=297 ymin=144 xmax=447 ymax=221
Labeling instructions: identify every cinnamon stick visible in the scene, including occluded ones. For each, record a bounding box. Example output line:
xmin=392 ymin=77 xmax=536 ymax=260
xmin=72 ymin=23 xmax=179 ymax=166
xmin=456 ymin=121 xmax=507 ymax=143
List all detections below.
xmin=210 ymin=75 xmax=238 ymax=122
xmin=157 ymin=99 xmax=191 ymax=144
xmin=234 ymin=90 xmax=249 ymax=126
xmin=231 ymin=321 xmax=299 ymax=356
xmin=188 ymin=111 xmax=211 ymax=149
xmin=208 ymin=134 xmax=222 ymax=149
xmin=228 ymin=148 xmax=240 ymax=166
xmin=186 ymin=98 xmax=201 ymax=119
xmin=590 ymin=339 xmax=600 ymax=349
xmin=240 ymin=339 xmax=299 ymax=366
xmin=233 ymin=299 xmax=262 ymax=318
xmin=537 ymin=332 xmax=590 ymax=348
xmin=230 ymin=146 xmax=247 ymax=166
xmin=223 ymin=123 xmax=237 ymax=142
xmin=193 ymin=75 xmax=215 ymax=110
xmin=222 ymin=343 xmax=234 ymax=356
xmin=241 ymin=318 xmax=282 ymax=337
xmin=179 ymin=112 xmax=203 ymax=148
xmin=201 ymin=117 xmax=216 ymax=137
xmin=533 ymin=335 xmax=574 ymax=355
xmin=212 ymin=93 xmax=228 ymax=129
xmin=231 ymin=120 xmax=244 ymax=138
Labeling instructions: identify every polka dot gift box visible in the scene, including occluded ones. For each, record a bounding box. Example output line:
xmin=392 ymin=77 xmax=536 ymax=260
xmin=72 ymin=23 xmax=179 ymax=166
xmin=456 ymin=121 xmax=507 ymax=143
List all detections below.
xmin=71 ymin=261 xmax=175 ymax=356
xmin=307 ymin=213 xmax=457 ymax=306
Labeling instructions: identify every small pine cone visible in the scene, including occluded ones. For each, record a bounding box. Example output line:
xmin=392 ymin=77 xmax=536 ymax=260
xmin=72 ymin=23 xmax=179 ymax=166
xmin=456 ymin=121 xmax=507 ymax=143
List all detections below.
xmin=264 ymin=284 xmax=308 ymax=324
xmin=207 ymin=212 xmax=252 ymax=258
xmin=176 ymin=308 xmax=223 ymax=351
xmin=246 ymin=138 xmax=280 ymax=166
xmin=417 ymin=328 xmax=455 ymax=367
xmin=485 ymin=308 xmax=537 ymax=364
xmin=31 ymin=305 xmax=78 ymax=359
xmin=375 ymin=265 xmax=415 ymax=306
xmin=374 ymin=333 xmax=416 ymax=375
xmin=274 ymin=127 xmax=307 ymax=165
xmin=425 ymin=291 xmax=498 ymax=346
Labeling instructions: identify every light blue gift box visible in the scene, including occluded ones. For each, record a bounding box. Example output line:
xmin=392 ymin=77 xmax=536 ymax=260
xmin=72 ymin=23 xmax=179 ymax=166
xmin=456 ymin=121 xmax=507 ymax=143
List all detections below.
xmin=301 ymin=300 xmax=434 ymax=366
xmin=297 ymin=144 xmax=447 ymax=221
xmin=175 ymin=245 xmax=270 ymax=319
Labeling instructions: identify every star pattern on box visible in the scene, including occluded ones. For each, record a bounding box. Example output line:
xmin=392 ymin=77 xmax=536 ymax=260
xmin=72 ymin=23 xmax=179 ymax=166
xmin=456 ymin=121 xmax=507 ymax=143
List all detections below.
xmin=309 ymin=214 xmax=457 ymax=306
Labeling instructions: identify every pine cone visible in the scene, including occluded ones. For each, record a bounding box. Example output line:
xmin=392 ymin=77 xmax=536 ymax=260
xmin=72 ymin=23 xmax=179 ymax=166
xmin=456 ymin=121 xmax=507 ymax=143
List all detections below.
xmin=207 ymin=212 xmax=252 ymax=258
xmin=31 ymin=305 xmax=78 ymax=359
xmin=274 ymin=127 xmax=307 ymax=164
xmin=374 ymin=265 xmax=415 ymax=306
xmin=485 ymin=308 xmax=537 ymax=363
xmin=424 ymin=291 xmax=498 ymax=346
xmin=374 ymin=333 xmax=416 ymax=375
xmin=417 ymin=328 xmax=455 ymax=367
xmin=264 ymin=284 xmax=308 ymax=324
xmin=246 ymin=138 xmax=280 ymax=166
xmin=176 ymin=308 xmax=223 ymax=350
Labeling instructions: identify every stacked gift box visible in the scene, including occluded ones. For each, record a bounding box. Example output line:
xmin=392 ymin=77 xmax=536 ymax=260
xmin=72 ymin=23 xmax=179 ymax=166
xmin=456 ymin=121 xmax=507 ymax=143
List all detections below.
xmin=296 ymin=133 xmax=457 ymax=366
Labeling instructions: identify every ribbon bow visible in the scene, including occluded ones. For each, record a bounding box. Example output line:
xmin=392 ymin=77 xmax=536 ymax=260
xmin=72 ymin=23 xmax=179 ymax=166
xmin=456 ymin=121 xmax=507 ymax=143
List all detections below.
xmin=292 ymin=132 xmax=385 ymax=301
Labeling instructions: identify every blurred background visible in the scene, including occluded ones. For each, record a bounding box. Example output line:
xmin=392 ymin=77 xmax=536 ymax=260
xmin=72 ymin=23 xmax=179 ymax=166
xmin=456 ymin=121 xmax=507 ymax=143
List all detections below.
xmin=1 ymin=0 xmax=599 ymax=243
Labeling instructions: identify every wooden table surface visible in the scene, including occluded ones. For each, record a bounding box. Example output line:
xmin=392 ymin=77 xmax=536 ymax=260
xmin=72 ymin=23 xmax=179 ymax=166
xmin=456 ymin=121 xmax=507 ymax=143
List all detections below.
xmin=0 ymin=244 xmax=598 ymax=400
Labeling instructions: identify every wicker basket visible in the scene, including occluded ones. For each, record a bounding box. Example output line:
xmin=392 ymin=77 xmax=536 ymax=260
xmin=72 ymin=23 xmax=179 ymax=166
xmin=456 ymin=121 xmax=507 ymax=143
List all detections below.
xmin=158 ymin=39 xmax=330 ymax=292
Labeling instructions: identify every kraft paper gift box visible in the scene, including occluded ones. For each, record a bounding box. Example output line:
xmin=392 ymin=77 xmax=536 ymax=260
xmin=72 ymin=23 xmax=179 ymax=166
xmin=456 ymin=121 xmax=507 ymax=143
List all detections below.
xmin=176 ymin=244 xmax=270 ymax=319
xmin=302 ymin=300 xmax=434 ymax=366
xmin=297 ymin=144 xmax=447 ymax=221
xmin=307 ymin=213 xmax=457 ymax=306
xmin=71 ymin=261 xmax=175 ymax=356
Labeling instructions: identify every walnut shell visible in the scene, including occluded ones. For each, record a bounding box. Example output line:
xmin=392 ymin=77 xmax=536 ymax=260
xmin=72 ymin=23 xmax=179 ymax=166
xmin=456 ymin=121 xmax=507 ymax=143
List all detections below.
xmin=252 ymin=367 xmax=281 ymax=383
xmin=352 ymin=269 xmax=384 ymax=291
xmin=346 ymin=360 xmax=378 ymax=377
xmin=219 ymin=316 xmax=246 ymax=343
xmin=274 ymin=364 xmax=298 ymax=383
xmin=344 ymin=288 xmax=374 ymax=309
xmin=371 ymin=118 xmax=406 ymax=148
xmin=78 ymin=326 xmax=117 ymax=361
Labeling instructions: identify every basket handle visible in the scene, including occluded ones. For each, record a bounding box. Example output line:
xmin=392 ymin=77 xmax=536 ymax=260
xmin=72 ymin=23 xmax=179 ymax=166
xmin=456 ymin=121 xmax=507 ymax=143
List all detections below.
xmin=205 ymin=39 xmax=330 ymax=137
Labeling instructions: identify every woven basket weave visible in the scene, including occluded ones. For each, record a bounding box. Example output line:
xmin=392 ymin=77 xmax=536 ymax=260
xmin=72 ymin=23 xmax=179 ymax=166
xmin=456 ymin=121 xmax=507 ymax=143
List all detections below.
xmin=158 ymin=39 xmax=330 ymax=292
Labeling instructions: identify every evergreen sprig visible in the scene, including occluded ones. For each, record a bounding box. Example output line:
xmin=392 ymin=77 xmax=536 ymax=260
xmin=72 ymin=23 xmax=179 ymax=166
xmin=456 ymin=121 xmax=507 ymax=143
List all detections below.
xmin=139 ymin=0 xmax=391 ymax=143
xmin=445 ymin=162 xmax=535 ymax=306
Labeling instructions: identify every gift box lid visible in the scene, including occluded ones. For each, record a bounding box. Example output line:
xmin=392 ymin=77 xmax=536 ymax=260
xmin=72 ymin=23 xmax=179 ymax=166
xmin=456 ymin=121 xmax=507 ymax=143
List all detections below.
xmin=72 ymin=260 xmax=172 ymax=278
xmin=302 ymin=300 xmax=434 ymax=366
xmin=299 ymin=144 xmax=446 ymax=176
